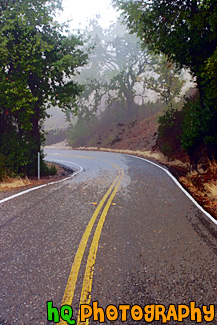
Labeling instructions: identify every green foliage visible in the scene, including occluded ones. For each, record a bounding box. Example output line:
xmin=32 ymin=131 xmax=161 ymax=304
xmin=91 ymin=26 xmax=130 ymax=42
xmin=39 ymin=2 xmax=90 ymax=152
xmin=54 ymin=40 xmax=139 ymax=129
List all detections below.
xmin=76 ymin=20 xmax=150 ymax=117
xmin=157 ymin=110 xmax=184 ymax=160
xmin=74 ymin=18 xmax=186 ymax=143
xmin=67 ymin=117 xmax=98 ymax=147
xmin=202 ymin=48 xmax=217 ymax=110
xmin=41 ymin=163 xmax=57 ymax=176
xmin=0 ymin=152 xmax=8 ymax=180
xmin=181 ymin=95 xmax=204 ymax=151
xmin=143 ymin=55 xmax=185 ymax=111
xmin=114 ymin=0 xmax=217 ymax=160
xmin=160 ymin=143 xmax=173 ymax=159
xmin=0 ymin=120 xmax=31 ymax=174
xmin=181 ymin=95 xmax=217 ymax=158
xmin=0 ymin=0 xmax=87 ymax=176
xmin=157 ymin=94 xmax=217 ymax=162
xmin=114 ymin=0 xmax=217 ymax=73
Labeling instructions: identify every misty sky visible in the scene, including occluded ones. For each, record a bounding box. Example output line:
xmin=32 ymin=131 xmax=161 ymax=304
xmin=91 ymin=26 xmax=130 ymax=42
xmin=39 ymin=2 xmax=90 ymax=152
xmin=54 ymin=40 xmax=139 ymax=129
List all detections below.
xmin=58 ymin=0 xmax=119 ymax=29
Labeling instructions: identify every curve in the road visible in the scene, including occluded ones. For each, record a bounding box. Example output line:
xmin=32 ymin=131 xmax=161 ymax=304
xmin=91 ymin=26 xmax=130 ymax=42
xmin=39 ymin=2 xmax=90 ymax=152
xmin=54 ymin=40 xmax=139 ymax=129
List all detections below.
xmin=0 ymin=160 xmax=83 ymax=205
xmin=1 ymin=150 xmax=216 ymax=325
xmin=126 ymin=154 xmax=217 ymax=226
xmin=1 ymin=151 xmax=216 ymax=228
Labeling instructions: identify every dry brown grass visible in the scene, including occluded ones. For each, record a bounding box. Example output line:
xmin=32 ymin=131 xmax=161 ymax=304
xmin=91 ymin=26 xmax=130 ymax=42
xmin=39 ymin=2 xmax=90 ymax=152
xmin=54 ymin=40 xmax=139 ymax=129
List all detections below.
xmin=0 ymin=163 xmax=68 ymax=192
xmin=0 ymin=177 xmax=31 ymax=191
xmin=205 ymin=184 xmax=217 ymax=200
xmin=203 ymin=161 xmax=217 ymax=200
xmin=78 ymin=146 xmax=188 ymax=168
xmin=44 ymin=140 xmax=71 ymax=150
xmin=179 ymin=161 xmax=217 ymax=217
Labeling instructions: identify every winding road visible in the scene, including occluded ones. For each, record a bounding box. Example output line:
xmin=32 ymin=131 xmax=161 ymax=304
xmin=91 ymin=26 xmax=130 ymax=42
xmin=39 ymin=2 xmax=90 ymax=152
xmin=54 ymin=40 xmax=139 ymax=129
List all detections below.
xmin=0 ymin=149 xmax=216 ymax=324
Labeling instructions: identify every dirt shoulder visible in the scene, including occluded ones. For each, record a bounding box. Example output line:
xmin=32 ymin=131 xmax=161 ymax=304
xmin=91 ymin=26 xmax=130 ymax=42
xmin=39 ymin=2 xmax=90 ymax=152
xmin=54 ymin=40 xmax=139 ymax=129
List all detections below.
xmin=0 ymin=163 xmax=73 ymax=194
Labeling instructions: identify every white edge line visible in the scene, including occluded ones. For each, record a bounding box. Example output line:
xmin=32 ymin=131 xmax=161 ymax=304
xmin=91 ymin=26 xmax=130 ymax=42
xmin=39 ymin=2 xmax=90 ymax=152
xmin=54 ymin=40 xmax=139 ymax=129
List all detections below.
xmin=125 ymin=154 xmax=217 ymax=226
xmin=0 ymin=160 xmax=83 ymax=205
xmin=2 ymin=151 xmax=216 ymax=226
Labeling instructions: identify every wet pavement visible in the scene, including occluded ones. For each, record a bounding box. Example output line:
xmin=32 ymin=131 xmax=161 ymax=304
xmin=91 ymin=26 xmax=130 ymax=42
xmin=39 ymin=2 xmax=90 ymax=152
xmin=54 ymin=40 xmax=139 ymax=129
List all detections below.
xmin=0 ymin=149 xmax=216 ymax=324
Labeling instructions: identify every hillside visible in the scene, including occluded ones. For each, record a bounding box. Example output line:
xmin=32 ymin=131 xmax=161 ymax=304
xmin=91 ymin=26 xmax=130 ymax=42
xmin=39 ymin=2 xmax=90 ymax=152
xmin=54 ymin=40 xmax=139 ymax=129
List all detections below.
xmin=49 ymin=113 xmax=216 ymax=223
xmin=92 ymin=114 xmax=159 ymax=151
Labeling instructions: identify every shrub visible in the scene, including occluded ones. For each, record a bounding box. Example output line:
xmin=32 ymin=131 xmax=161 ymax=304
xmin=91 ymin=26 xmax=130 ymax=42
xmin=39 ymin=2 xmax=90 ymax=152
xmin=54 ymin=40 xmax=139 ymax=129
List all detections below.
xmin=67 ymin=117 xmax=98 ymax=147
xmin=157 ymin=92 xmax=217 ymax=168
xmin=0 ymin=152 xmax=8 ymax=180
xmin=181 ymin=95 xmax=205 ymax=152
xmin=181 ymin=94 xmax=217 ymax=160
xmin=157 ymin=109 xmax=185 ymax=160
xmin=40 ymin=161 xmax=57 ymax=176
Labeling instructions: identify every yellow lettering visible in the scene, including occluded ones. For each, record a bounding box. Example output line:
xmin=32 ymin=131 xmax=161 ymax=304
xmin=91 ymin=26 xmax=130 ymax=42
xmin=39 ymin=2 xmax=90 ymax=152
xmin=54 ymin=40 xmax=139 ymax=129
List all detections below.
xmin=190 ymin=302 xmax=202 ymax=322
xmin=80 ymin=305 xmax=92 ymax=322
xmin=203 ymin=305 xmax=215 ymax=322
xmin=167 ymin=304 xmax=178 ymax=321
xmin=131 ymin=305 xmax=143 ymax=321
xmin=178 ymin=305 xmax=190 ymax=321
xmin=144 ymin=305 xmax=155 ymax=323
xmin=119 ymin=305 xmax=130 ymax=322
xmin=155 ymin=305 xmax=167 ymax=323
xmin=106 ymin=305 xmax=118 ymax=321
xmin=92 ymin=301 xmax=105 ymax=323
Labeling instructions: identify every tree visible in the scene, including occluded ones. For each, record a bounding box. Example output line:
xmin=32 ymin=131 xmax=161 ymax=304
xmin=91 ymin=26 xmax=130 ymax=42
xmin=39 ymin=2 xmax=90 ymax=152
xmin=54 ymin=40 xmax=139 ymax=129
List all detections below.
xmin=0 ymin=0 xmax=87 ymax=175
xmin=141 ymin=54 xmax=185 ymax=111
xmin=76 ymin=20 xmax=150 ymax=118
xmin=68 ymin=19 xmax=188 ymax=149
xmin=104 ymin=23 xmax=151 ymax=111
xmin=113 ymin=1 xmax=216 ymax=83
xmin=114 ymin=0 xmax=217 ymax=159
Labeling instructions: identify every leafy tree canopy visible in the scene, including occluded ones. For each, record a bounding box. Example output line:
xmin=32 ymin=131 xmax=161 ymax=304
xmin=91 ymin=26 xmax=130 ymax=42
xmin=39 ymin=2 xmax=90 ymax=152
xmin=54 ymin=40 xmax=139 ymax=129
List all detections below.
xmin=75 ymin=19 xmax=187 ymax=122
xmin=0 ymin=0 xmax=87 ymax=175
xmin=113 ymin=0 xmax=217 ymax=73
xmin=113 ymin=0 xmax=217 ymax=160
xmin=75 ymin=20 xmax=150 ymax=118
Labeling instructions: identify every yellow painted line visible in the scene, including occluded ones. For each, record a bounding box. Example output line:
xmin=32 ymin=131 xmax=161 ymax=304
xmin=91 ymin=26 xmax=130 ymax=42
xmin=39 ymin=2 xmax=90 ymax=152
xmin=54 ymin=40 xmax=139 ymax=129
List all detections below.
xmin=51 ymin=154 xmax=94 ymax=159
xmin=59 ymin=166 xmax=122 ymax=324
xmin=77 ymin=166 xmax=124 ymax=325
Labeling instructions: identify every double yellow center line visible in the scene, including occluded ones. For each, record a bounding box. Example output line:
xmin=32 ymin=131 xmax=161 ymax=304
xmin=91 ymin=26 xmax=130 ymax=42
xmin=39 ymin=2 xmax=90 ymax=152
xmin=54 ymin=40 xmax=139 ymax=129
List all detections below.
xmin=59 ymin=163 xmax=124 ymax=325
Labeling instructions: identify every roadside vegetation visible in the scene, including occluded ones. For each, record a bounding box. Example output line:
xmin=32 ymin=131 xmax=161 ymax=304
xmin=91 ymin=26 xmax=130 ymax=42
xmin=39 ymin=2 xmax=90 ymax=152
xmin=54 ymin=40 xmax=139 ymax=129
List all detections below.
xmin=113 ymin=0 xmax=217 ymax=170
xmin=66 ymin=20 xmax=191 ymax=150
xmin=0 ymin=0 xmax=87 ymax=180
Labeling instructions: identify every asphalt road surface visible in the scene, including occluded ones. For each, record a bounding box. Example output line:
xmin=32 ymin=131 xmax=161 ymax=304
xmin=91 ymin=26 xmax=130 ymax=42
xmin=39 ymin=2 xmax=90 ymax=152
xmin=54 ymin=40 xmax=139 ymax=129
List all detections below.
xmin=0 ymin=149 xmax=216 ymax=325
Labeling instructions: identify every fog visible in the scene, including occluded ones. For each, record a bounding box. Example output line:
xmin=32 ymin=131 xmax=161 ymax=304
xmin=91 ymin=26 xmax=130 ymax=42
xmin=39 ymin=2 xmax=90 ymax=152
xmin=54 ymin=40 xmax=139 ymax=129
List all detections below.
xmin=45 ymin=3 xmax=195 ymax=148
